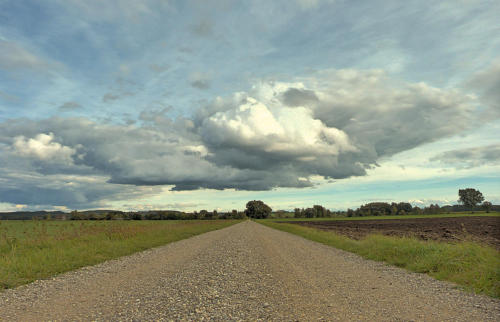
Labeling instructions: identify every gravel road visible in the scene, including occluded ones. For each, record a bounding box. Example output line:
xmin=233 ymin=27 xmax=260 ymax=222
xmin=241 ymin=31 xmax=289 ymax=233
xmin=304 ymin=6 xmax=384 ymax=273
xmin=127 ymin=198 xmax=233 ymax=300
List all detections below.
xmin=1 ymin=221 xmax=499 ymax=321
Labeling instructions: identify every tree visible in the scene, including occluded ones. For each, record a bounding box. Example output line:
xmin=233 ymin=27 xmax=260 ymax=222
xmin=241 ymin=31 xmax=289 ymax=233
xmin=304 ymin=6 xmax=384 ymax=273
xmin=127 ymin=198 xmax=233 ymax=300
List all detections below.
xmin=313 ymin=205 xmax=327 ymax=217
xmin=130 ymin=212 xmax=143 ymax=220
xmin=199 ymin=210 xmax=211 ymax=220
xmin=412 ymin=206 xmax=422 ymax=215
xmin=458 ymin=188 xmax=484 ymax=213
xmin=481 ymin=201 xmax=492 ymax=213
xmin=245 ymin=200 xmax=272 ymax=219
xmin=303 ymin=208 xmax=315 ymax=218
xmin=397 ymin=202 xmax=412 ymax=214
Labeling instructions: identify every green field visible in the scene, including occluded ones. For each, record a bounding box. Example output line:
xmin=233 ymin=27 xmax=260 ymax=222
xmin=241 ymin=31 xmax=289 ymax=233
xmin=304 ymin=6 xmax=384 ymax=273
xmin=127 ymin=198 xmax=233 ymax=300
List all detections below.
xmin=264 ymin=211 xmax=500 ymax=222
xmin=259 ymin=217 xmax=500 ymax=298
xmin=0 ymin=220 xmax=241 ymax=289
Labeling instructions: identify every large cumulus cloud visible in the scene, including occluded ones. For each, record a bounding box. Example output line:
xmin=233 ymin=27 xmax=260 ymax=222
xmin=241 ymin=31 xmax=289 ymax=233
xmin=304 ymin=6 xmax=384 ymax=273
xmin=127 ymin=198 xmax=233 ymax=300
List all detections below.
xmin=195 ymin=70 xmax=476 ymax=178
xmin=0 ymin=68 xmax=485 ymax=208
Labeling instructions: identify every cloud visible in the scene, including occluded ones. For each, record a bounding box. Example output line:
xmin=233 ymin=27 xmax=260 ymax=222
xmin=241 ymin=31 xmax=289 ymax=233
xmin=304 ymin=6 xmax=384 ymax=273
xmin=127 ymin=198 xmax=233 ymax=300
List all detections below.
xmin=0 ymin=40 xmax=49 ymax=72
xmin=12 ymin=133 xmax=76 ymax=165
xmin=430 ymin=144 xmax=500 ymax=169
xmin=467 ymin=59 xmax=500 ymax=117
xmin=199 ymin=95 xmax=357 ymax=176
xmin=149 ymin=64 xmax=169 ymax=73
xmin=0 ymin=117 xmax=312 ymax=193
xmin=195 ymin=73 xmax=476 ymax=179
xmin=308 ymin=69 xmax=476 ymax=157
xmin=0 ymin=68 xmax=484 ymax=208
xmin=102 ymin=91 xmax=133 ymax=103
xmin=0 ymin=90 xmax=19 ymax=102
xmin=59 ymin=101 xmax=82 ymax=111
xmin=139 ymin=107 xmax=172 ymax=123
xmin=190 ymin=72 xmax=211 ymax=89
xmin=190 ymin=20 xmax=214 ymax=37
xmin=0 ymin=169 xmax=161 ymax=209
xmin=102 ymin=93 xmax=121 ymax=102
xmin=282 ymin=88 xmax=319 ymax=107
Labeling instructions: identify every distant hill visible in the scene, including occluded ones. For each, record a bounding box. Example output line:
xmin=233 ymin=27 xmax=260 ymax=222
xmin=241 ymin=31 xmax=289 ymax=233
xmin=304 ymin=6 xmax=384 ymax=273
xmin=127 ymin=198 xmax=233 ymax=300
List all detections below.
xmin=0 ymin=211 xmax=66 ymax=220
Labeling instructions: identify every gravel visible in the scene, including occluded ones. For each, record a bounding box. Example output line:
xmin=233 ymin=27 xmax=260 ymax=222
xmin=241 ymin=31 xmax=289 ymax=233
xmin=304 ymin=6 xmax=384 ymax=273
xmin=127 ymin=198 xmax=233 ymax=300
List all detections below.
xmin=0 ymin=221 xmax=498 ymax=321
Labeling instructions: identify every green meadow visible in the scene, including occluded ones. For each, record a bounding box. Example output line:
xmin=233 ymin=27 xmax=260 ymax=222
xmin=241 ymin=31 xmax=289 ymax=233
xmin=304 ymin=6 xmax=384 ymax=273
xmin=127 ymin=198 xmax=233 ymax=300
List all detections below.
xmin=0 ymin=220 xmax=241 ymax=290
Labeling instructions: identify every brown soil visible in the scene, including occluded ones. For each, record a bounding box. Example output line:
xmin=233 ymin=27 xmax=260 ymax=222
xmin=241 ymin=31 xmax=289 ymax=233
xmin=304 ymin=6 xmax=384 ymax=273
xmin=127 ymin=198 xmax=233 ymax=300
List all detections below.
xmin=290 ymin=216 xmax=500 ymax=249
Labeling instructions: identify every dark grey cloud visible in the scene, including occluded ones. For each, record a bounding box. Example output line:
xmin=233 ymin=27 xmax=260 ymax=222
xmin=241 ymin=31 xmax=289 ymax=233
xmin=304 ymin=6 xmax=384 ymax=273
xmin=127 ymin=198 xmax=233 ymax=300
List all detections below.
xmin=0 ymin=169 xmax=161 ymax=209
xmin=430 ymin=144 xmax=500 ymax=168
xmin=190 ymin=72 xmax=211 ymax=89
xmin=191 ymin=79 xmax=211 ymax=89
xmin=0 ymin=116 xmax=314 ymax=209
xmin=282 ymin=88 xmax=318 ymax=107
xmin=59 ymin=101 xmax=82 ymax=111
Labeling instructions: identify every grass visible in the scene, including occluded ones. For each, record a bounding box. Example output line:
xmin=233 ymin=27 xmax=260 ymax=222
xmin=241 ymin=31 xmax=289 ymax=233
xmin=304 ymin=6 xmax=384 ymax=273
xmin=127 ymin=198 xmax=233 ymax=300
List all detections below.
xmin=0 ymin=220 xmax=241 ymax=290
xmin=263 ymin=211 xmax=500 ymax=222
xmin=259 ymin=220 xmax=500 ymax=298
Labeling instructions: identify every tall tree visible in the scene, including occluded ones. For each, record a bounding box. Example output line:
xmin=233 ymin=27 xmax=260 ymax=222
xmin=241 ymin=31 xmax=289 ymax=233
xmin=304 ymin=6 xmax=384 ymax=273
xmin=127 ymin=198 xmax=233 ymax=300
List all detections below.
xmin=245 ymin=200 xmax=272 ymax=219
xmin=458 ymin=188 xmax=484 ymax=213
xmin=481 ymin=201 xmax=492 ymax=213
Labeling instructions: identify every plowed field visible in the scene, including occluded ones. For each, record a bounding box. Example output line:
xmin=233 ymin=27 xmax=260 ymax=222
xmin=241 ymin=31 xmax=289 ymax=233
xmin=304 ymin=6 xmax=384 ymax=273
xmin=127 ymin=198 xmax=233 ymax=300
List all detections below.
xmin=290 ymin=216 xmax=500 ymax=249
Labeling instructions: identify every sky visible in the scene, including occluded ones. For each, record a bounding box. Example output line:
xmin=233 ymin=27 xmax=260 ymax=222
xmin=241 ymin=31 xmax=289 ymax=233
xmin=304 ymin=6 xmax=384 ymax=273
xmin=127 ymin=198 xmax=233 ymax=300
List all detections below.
xmin=0 ymin=0 xmax=499 ymax=212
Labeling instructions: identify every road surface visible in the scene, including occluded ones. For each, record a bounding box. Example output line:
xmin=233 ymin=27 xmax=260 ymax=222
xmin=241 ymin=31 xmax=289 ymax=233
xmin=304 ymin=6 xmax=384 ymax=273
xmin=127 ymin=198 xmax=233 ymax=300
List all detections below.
xmin=0 ymin=221 xmax=498 ymax=321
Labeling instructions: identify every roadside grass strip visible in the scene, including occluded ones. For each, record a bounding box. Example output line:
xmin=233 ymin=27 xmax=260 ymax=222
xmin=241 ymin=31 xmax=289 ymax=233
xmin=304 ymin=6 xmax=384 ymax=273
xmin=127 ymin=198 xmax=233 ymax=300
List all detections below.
xmin=0 ymin=220 xmax=241 ymax=289
xmin=260 ymin=221 xmax=500 ymax=298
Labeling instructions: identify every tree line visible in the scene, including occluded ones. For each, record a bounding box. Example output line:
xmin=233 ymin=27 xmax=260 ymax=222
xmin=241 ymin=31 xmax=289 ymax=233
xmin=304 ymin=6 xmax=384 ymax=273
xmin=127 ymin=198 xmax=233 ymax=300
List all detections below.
xmin=0 ymin=188 xmax=495 ymax=220
xmin=67 ymin=209 xmax=247 ymax=221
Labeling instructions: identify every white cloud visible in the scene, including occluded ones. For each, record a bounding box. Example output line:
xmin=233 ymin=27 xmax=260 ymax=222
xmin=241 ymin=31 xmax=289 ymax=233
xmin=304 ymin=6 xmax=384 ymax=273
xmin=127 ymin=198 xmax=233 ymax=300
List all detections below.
xmin=200 ymin=95 xmax=355 ymax=158
xmin=13 ymin=133 xmax=76 ymax=165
